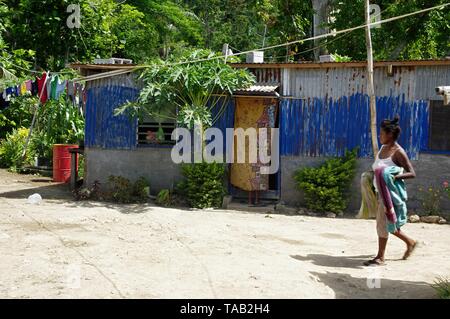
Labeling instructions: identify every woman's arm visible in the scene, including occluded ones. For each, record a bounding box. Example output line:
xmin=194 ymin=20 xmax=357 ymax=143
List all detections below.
xmin=393 ymin=148 xmax=416 ymax=180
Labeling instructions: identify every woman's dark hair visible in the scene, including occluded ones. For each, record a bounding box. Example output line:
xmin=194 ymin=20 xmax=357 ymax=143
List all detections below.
xmin=381 ymin=115 xmax=401 ymax=140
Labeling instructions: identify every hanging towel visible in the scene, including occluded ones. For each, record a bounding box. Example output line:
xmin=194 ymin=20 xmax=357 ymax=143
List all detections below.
xmin=55 ymin=79 xmax=67 ymax=99
xmin=37 ymin=73 xmax=48 ymax=103
xmin=48 ymin=75 xmax=56 ymax=100
xmin=67 ymin=81 xmax=76 ymax=100
xmin=357 ymin=171 xmax=378 ymax=219
xmin=0 ymin=91 xmax=9 ymax=109
xmin=31 ymin=79 xmax=39 ymax=96
xmin=4 ymin=87 xmax=15 ymax=101
xmin=25 ymin=80 xmax=33 ymax=92
xmin=20 ymin=82 xmax=27 ymax=95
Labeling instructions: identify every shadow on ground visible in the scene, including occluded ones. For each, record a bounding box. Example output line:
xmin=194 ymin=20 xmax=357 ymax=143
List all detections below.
xmin=0 ymin=182 xmax=72 ymax=200
xmin=310 ymin=271 xmax=436 ymax=299
xmin=0 ymin=181 xmax=194 ymax=215
xmin=291 ymin=254 xmax=372 ymax=269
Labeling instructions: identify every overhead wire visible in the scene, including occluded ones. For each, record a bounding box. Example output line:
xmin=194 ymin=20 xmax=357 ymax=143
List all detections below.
xmin=61 ymin=2 xmax=450 ymax=83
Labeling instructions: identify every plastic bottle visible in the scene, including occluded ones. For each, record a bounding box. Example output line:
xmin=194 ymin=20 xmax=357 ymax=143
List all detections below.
xmin=27 ymin=193 xmax=42 ymax=205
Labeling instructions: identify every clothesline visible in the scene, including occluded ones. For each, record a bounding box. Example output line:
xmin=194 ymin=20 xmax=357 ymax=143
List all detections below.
xmin=0 ymin=72 xmax=86 ymax=110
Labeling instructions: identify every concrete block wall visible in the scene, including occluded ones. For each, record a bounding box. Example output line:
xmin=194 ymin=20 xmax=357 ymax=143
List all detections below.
xmin=85 ymin=147 xmax=450 ymax=216
xmin=85 ymin=147 xmax=182 ymax=194
xmin=281 ymin=154 xmax=450 ymax=216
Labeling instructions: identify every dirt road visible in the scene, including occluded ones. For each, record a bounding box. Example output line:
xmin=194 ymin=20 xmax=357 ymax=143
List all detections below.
xmin=0 ymin=169 xmax=448 ymax=298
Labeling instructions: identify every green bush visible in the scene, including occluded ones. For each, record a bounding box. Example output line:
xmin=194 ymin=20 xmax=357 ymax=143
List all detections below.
xmin=178 ymin=162 xmax=226 ymax=209
xmin=0 ymin=127 xmax=35 ymax=170
xmin=417 ymin=185 xmax=443 ymax=216
xmin=31 ymin=98 xmax=85 ymax=160
xmin=432 ymin=277 xmax=450 ymax=299
xmin=156 ymin=189 xmax=172 ymax=206
xmin=133 ymin=176 xmax=150 ymax=201
xmin=107 ymin=175 xmax=150 ymax=203
xmin=0 ymin=95 xmax=36 ymax=139
xmin=294 ymin=149 xmax=358 ymax=214
xmin=0 ymin=95 xmax=84 ymax=161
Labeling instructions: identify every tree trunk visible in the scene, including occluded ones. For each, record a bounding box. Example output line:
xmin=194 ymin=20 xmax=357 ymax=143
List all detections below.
xmin=312 ymin=0 xmax=331 ymax=61
xmin=365 ymin=0 xmax=379 ymax=156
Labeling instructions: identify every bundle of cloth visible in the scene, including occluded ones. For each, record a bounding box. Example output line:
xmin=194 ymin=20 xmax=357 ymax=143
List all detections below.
xmin=358 ymin=166 xmax=408 ymax=233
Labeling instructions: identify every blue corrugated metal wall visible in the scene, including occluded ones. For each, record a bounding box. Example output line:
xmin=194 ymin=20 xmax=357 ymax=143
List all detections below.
xmin=211 ymin=97 xmax=235 ymax=132
xmin=84 ymin=87 xmax=429 ymax=159
xmin=85 ymin=86 xmax=139 ymax=149
xmin=280 ymin=93 xmax=429 ymax=160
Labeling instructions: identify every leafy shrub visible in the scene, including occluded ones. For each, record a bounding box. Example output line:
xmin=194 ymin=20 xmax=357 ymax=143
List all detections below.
xmin=294 ymin=149 xmax=358 ymax=214
xmin=156 ymin=189 xmax=172 ymax=206
xmin=0 ymin=95 xmax=36 ymax=139
xmin=107 ymin=175 xmax=150 ymax=203
xmin=0 ymin=96 xmax=84 ymax=162
xmin=31 ymin=98 xmax=84 ymax=160
xmin=178 ymin=162 xmax=226 ymax=209
xmin=0 ymin=127 xmax=35 ymax=170
xmin=73 ymin=181 xmax=101 ymax=201
xmin=432 ymin=277 xmax=450 ymax=299
xmin=133 ymin=176 xmax=150 ymax=201
xmin=418 ymin=185 xmax=444 ymax=215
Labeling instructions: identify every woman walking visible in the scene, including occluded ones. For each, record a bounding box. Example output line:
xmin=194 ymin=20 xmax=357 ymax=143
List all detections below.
xmin=364 ymin=115 xmax=417 ymax=266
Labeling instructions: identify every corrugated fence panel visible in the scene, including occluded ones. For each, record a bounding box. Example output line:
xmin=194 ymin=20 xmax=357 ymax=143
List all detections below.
xmin=210 ymin=97 xmax=235 ymax=155
xmin=280 ymin=93 xmax=429 ymax=160
xmin=211 ymin=97 xmax=235 ymax=133
xmin=85 ymin=85 xmax=139 ymax=149
xmin=285 ymin=65 xmax=450 ymax=101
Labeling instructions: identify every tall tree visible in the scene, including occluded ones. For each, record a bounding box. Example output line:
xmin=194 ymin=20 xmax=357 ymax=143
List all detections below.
xmin=327 ymin=0 xmax=450 ymax=60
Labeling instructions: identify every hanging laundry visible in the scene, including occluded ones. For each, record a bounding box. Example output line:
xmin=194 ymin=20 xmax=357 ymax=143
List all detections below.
xmin=0 ymin=91 xmax=9 ymax=109
xmin=4 ymin=87 xmax=15 ymax=101
xmin=25 ymin=80 xmax=33 ymax=92
xmin=20 ymin=82 xmax=27 ymax=95
xmin=47 ymin=75 xmax=54 ymax=100
xmin=55 ymin=79 xmax=67 ymax=99
xmin=31 ymin=79 xmax=39 ymax=96
xmin=67 ymin=81 xmax=76 ymax=104
xmin=37 ymin=72 xmax=49 ymax=103
xmin=75 ymin=83 xmax=82 ymax=107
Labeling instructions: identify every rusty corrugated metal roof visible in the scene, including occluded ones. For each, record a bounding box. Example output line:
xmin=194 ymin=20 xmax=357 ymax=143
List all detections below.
xmin=68 ymin=63 xmax=137 ymax=70
xmin=231 ymin=59 xmax=450 ymax=69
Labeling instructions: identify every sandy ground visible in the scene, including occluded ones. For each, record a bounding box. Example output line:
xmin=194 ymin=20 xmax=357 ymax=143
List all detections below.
xmin=0 ymin=169 xmax=449 ymax=299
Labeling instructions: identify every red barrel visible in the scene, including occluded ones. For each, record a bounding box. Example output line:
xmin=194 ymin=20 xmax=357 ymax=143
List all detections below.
xmin=53 ymin=144 xmax=78 ymax=183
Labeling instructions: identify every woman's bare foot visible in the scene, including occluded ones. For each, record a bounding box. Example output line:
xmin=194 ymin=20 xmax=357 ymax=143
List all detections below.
xmin=402 ymin=240 xmax=417 ymax=260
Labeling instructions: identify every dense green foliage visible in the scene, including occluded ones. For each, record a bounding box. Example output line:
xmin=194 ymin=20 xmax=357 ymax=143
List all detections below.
xmin=156 ymin=189 xmax=172 ymax=206
xmin=0 ymin=95 xmax=36 ymax=139
xmin=32 ymin=98 xmax=85 ymax=157
xmin=115 ymin=49 xmax=255 ymax=128
xmin=432 ymin=277 xmax=450 ymax=299
xmin=0 ymin=127 xmax=33 ymax=170
xmin=328 ymin=0 xmax=450 ymax=60
xmin=1 ymin=0 xmax=447 ymax=77
xmin=107 ymin=175 xmax=150 ymax=203
xmin=0 ymin=93 xmax=84 ymax=168
xmin=294 ymin=149 xmax=358 ymax=213
xmin=178 ymin=162 xmax=226 ymax=208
